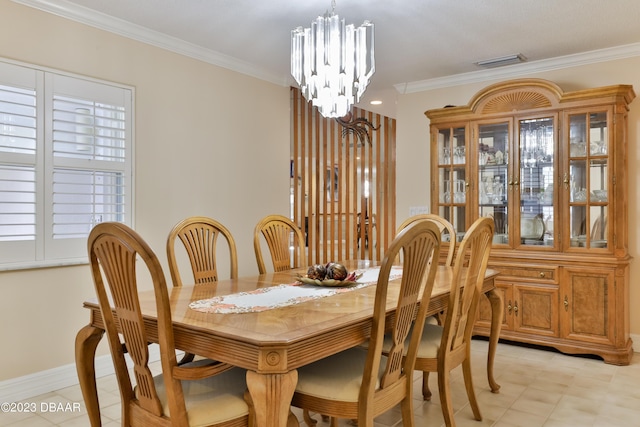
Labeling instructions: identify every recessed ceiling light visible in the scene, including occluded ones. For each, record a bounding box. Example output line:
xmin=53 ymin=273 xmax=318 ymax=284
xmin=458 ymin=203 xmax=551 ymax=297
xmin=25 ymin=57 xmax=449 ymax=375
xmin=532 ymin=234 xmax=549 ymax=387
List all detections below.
xmin=475 ymin=53 xmax=527 ymax=68
xmin=370 ymin=100 xmax=382 ymax=105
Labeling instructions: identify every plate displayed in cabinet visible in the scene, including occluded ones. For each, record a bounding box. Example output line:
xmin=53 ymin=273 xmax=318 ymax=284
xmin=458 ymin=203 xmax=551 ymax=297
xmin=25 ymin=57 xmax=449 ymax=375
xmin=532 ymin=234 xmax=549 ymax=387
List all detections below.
xmin=521 ymin=214 xmax=545 ymax=240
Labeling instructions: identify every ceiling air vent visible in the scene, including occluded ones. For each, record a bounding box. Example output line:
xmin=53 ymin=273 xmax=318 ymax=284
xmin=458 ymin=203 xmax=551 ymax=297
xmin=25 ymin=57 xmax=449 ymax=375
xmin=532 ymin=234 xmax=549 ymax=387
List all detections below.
xmin=475 ymin=53 xmax=527 ymax=68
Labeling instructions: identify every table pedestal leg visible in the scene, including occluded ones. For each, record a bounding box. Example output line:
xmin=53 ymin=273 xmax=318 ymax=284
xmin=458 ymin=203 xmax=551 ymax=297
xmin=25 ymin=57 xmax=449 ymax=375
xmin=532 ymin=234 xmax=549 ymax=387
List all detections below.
xmin=486 ymin=288 xmax=503 ymax=393
xmin=246 ymin=370 xmax=298 ymax=427
xmin=75 ymin=325 xmax=105 ymax=427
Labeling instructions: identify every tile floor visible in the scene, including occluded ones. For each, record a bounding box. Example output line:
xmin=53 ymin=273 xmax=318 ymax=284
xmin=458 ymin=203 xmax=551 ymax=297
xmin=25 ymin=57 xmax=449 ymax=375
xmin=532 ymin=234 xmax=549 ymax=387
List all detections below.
xmin=1 ymin=339 xmax=639 ymax=426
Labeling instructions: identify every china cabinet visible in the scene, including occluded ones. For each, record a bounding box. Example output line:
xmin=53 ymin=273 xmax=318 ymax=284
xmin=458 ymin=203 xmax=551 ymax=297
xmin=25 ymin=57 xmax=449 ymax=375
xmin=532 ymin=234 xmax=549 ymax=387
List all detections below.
xmin=425 ymin=79 xmax=635 ymax=364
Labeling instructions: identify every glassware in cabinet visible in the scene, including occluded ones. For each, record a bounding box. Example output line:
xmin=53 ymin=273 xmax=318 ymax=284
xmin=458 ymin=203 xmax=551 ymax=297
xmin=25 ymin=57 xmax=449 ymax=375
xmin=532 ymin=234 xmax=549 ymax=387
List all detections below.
xmin=518 ymin=117 xmax=555 ymax=248
xmin=477 ymin=122 xmax=509 ymax=244
xmin=436 ymin=126 xmax=467 ymax=240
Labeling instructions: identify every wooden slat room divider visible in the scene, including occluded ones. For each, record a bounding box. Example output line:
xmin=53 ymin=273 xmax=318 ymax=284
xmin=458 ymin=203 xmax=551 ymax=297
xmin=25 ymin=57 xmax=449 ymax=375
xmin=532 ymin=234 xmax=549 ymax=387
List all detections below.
xmin=291 ymin=87 xmax=396 ymax=264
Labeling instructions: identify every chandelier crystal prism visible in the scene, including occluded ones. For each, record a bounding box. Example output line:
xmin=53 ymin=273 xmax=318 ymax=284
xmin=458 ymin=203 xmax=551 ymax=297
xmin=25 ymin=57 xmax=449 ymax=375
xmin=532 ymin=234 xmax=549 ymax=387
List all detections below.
xmin=291 ymin=1 xmax=375 ymax=118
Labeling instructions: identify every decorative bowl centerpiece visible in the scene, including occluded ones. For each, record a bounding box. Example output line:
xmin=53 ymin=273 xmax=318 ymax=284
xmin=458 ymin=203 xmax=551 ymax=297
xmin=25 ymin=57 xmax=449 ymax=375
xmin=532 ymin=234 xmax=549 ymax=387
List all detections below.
xmin=296 ymin=262 xmax=362 ymax=287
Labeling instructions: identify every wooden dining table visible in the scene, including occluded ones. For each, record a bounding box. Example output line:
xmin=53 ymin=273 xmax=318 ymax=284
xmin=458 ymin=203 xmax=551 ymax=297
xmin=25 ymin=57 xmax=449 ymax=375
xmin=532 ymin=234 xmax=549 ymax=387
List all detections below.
xmin=76 ymin=260 xmax=503 ymax=427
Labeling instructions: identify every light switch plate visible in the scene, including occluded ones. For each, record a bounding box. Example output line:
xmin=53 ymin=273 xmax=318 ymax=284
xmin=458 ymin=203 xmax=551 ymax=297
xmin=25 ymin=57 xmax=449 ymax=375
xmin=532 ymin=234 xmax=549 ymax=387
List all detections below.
xmin=409 ymin=206 xmax=429 ymax=216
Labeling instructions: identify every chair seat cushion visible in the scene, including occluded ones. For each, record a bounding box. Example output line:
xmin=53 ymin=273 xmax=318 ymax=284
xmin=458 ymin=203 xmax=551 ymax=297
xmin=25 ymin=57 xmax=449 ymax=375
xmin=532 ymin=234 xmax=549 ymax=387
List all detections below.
xmin=381 ymin=324 xmax=443 ymax=359
xmin=295 ymin=347 xmax=386 ymax=402
xmin=145 ymin=365 xmax=249 ymax=427
xmin=416 ymin=324 xmax=443 ymax=358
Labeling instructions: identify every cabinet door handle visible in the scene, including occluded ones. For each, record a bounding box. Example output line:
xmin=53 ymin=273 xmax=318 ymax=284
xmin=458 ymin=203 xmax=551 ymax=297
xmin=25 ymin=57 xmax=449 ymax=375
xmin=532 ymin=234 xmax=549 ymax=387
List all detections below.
xmin=507 ymin=300 xmax=512 ymax=315
xmin=539 ymin=272 xmax=546 ymax=278
xmin=513 ymin=302 xmax=518 ymax=316
xmin=564 ymin=296 xmax=569 ymax=311
xmin=563 ymin=173 xmax=570 ymax=189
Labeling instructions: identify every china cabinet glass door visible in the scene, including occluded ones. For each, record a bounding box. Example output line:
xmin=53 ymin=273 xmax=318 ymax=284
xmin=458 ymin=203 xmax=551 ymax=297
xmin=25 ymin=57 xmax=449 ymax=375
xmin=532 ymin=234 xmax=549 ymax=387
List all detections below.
xmin=567 ymin=111 xmax=609 ymax=250
xmin=436 ymin=126 xmax=467 ymax=240
xmin=518 ymin=117 xmax=555 ymax=248
xmin=477 ymin=121 xmax=510 ymax=245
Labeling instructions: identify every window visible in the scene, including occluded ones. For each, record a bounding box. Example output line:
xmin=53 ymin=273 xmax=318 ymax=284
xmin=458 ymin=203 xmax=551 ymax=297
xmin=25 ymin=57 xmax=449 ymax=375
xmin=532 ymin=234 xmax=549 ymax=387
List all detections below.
xmin=0 ymin=59 xmax=133 ymax=270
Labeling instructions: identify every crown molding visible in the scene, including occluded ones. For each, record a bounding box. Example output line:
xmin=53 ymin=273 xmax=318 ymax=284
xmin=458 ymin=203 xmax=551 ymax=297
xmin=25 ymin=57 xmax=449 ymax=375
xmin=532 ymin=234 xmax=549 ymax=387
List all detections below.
xmin=395 ymin=42 xmax=640 ymax=93
xmin=12 ymin=1 xmax=640 ymax=94
xmin=11 ymin=0 xmax=289 ymax=86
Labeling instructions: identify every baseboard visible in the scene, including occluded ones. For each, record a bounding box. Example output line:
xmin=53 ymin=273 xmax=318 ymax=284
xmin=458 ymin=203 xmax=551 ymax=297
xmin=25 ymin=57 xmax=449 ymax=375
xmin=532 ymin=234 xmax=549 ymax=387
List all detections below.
xmin=0 ymin=346 xmax=162 ymax=402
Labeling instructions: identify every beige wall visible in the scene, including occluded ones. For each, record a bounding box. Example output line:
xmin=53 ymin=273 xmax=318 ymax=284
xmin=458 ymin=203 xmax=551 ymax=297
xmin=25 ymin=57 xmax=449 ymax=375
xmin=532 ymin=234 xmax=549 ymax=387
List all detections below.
xmin=0 ymin=1 xmax=638 ymax=384
xmin=0 ymin=2 xmax=290 ymax=380
xmin=395 ymin=57 xmax=640 ymax=343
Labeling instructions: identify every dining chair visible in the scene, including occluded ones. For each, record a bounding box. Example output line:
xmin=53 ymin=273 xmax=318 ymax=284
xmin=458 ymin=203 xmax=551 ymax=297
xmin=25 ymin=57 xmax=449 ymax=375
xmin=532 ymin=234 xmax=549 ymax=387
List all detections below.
xmin=253 ymin=214 xmax=306 ymax=274
xmin=397 ymin=214 xmax=457 ymax=266
xmin=88 ymin=222 xmax=252 ymax=427
xmin=290 ymin=220 xmax=442 ymax=427
xmin=398 ymin=214 xmax=457 ymax=327
xmin=167 ymin=216 xmax=238 ymax=287
xmin=166 ymin=216 xmax=239 ymax=364
xmin=410 ymin=216 xmax=494 ymax=427
xmin=356 ymin=211 xmax=376 ymax=248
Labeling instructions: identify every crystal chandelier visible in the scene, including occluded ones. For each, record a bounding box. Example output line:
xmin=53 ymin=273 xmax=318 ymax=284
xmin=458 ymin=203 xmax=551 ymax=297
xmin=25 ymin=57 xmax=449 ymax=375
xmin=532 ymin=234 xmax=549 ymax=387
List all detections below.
xmin=291 ymin=1 xmax=375 ymax=118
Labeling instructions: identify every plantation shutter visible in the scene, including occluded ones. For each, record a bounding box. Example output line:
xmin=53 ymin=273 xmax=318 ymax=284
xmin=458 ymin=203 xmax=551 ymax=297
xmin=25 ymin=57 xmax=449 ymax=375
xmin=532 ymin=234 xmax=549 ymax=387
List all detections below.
xmin=0 ymin=62 xmax=38 ymax=263
xmin=44 ymin=73 xmax=132 ymax=260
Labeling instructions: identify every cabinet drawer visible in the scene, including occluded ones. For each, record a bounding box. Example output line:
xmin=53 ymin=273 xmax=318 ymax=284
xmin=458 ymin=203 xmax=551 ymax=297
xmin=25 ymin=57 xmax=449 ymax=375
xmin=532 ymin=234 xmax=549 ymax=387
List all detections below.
xmin=491 ymin=265 xmax=558 ymax=282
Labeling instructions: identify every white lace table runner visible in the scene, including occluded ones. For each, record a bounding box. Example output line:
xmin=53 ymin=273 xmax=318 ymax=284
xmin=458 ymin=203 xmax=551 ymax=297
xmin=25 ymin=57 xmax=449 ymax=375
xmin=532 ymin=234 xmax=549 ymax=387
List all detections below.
xmin=188 ymin=266 xmax=402 ymax=314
